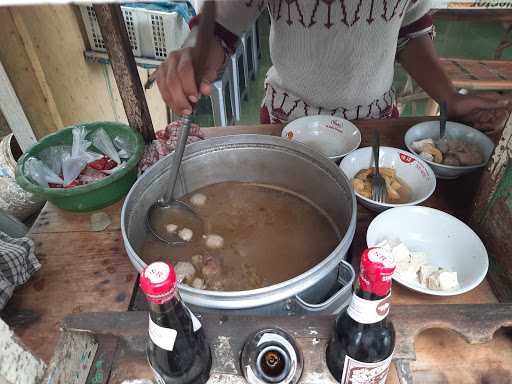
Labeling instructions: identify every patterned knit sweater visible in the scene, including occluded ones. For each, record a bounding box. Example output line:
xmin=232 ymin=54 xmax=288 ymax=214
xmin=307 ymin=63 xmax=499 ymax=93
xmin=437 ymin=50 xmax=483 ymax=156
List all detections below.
xmin=208 ymin=0 xmax=433 ymax=123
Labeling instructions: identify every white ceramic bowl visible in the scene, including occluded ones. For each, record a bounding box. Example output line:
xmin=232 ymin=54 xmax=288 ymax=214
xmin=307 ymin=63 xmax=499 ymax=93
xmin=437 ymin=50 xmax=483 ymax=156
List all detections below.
xmin=281 ymin=115 xmax=361 ymax=161
xmin=366 ymin=206 xmax=489 ymax=296
xmin=404 ymin=121 xmax=495 ymax=179
xmin=339 ymin=146 xmax=436 ymax=212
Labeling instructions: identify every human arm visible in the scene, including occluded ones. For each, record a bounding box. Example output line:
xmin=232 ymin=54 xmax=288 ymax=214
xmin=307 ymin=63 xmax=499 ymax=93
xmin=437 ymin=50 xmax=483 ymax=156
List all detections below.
xmin=156 ymin=1 xmax=265 ymax=115
xmin=398 ymin=34 xmax=511 ymax=132
xmin=397 ymin=1 xmax=511 ymax=133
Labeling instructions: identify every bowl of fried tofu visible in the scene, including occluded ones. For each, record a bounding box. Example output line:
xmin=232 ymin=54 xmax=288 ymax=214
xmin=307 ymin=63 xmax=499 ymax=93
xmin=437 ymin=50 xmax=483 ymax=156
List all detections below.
xmin=339 ymin=146 xmax=436 ymax=212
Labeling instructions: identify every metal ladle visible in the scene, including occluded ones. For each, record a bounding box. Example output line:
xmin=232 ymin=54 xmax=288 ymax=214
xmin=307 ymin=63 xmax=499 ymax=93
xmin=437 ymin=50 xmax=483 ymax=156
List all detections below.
xmin=146 ymin=115 xmax=202 ymax=245
xmin=146 ymin=1 xmax=216 ymax=245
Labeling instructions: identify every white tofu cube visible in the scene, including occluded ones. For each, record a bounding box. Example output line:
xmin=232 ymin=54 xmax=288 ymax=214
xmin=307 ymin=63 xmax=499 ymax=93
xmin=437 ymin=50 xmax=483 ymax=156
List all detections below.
xmin=410 ymin=252 xmax=428 ymax=265
xmin=438 ymin=271 xmax=459 ymax=291
xmin=426 ymin=271 xmax=442 ymax=290
xmin=392 ymin=243 xmax=411 ymax=264
xmin=418 ymin=265 xmax=439 ymax=286
xmin=395 ymin=261 xmax=419 ymax=283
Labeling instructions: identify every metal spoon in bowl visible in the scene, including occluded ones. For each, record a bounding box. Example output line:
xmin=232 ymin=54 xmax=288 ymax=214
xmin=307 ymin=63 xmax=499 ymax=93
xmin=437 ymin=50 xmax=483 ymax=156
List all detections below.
xmin=439 ymin=100 xmax=448 ymax=140
xmin=146 ymin=1 xmax=216 ymax=245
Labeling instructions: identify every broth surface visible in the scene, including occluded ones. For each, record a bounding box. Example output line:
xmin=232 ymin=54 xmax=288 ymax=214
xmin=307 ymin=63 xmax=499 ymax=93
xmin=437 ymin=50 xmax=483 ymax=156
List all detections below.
xmin=141 ymin=182 xmax=339 ymax=291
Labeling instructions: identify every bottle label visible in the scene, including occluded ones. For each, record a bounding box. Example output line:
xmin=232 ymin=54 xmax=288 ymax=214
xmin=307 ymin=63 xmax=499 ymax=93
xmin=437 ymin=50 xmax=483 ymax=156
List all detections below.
xmin=341 ymin=353 xmax=393 ymax=384
xmin=346 ymin=293 xmax=391 ymax=324
xmin=185 ymin=306 xmax=202 ymax=332
xmin=148 ymin=314 xmax=178 ymax=351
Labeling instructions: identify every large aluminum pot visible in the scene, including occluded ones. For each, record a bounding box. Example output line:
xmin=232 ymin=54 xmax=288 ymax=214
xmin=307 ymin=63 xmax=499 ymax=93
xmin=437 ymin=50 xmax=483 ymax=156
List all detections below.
xmin=122 ymin=135 xmax=357 ymax=315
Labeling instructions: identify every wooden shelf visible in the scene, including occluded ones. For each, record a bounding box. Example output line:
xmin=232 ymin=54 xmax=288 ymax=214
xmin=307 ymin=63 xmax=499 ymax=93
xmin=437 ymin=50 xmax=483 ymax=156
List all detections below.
xmin=83 ymin=50 xmax=161 ymax=69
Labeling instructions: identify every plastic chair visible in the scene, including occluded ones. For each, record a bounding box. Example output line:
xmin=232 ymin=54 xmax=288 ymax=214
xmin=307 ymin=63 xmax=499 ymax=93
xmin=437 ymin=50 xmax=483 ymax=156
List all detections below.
xmin=231 ymin=41 xmax=249 ymax=121
xmin=210 ymin=60 xmax=236 ymax=126
xmin=244 ymin=25 xmax=259 ymax=80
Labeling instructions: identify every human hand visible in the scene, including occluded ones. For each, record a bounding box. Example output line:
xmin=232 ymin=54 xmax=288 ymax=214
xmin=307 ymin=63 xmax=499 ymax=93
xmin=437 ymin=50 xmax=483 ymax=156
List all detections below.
xmin=155 ymin=38 xmax=225 ymax=116
xmin=447 ymin=92 xmax=512 ymax=134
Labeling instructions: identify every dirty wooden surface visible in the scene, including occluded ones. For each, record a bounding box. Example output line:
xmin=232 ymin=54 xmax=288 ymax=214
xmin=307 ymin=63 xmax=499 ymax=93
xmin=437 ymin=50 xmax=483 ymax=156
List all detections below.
xmin=47 ymin=304 xmax=512 ymax=384
xmin=7 ymin=117 xmax=505 ymax=375
xmin=5 ymin=200 xmax=135 ymax=362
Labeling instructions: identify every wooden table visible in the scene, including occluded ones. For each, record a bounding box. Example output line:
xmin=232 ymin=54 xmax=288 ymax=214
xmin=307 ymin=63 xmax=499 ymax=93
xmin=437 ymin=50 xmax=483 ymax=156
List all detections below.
xmin=6 ymin=117 xmax=511 ymax=383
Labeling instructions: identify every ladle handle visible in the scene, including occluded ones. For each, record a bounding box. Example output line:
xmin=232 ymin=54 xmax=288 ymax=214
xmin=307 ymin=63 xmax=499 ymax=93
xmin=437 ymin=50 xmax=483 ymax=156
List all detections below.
xmin=162 ymin=115 xmax=191 ymax=204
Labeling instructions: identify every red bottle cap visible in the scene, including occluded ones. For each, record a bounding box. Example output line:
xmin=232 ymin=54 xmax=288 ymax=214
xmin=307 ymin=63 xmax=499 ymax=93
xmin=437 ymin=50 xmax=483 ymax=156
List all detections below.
xmin=139 ymin=261 xmax=177 ymax=304
xmin=359 ymin=247 xmax=396 ymax=297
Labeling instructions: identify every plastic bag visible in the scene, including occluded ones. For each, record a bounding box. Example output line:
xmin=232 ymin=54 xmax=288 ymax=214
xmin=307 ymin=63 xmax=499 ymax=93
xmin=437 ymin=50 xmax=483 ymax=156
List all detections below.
xmin=113 ymin=136 xmax=133 ymax=159
xmin=90 ymin=129 xmax=121 ymax=164
xmin=25 ymin=157 xmax=63 ymax=187
xmin=39 ymin=145 xmax=70 ymax=176
xmin=61 ymin=126 xmax=92 ymax=186
xmin=61 ymin=152 xmax=87 ymax=186
xmin=72 ymin=126 xmax=92 ymax=158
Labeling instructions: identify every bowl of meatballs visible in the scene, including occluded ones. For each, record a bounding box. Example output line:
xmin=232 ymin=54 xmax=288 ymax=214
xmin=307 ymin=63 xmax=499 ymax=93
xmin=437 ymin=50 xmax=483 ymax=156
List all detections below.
xmin=404 ymin=121 xmax=495 ymax=179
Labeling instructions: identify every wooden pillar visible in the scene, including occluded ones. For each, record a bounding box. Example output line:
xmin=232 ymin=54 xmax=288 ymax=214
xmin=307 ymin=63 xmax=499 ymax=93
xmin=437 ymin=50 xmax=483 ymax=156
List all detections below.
xmin=93 ymin=4 xmax=155 ymax=143
xmin=471 ymin=114 xmax=512 ymax=302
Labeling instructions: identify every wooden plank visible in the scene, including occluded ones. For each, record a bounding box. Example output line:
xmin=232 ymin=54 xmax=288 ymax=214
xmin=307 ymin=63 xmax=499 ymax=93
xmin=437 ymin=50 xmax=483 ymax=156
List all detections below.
xmin=30 ymin=201 xmax=123 ymax=235
xmin=0 ymin=60 xmax=36 ymax=151
xmin=3 ymin=5 xmax=169 ymax=135
xmin=93 ymin=4 xmax=155 ymax=143
xmin=433 ymin=9 xmax=512 ymax=22
xmin=452 ymin=79 xmax=512 ymax=91
xmin=0 ymin=8 xmax=61 ymax=139
xmin=9 ymin=7 xmax=64 ymax=131
xmin=392 ymin=281 xmax=497 ymax=305
xmin=58 ymin=305 xmax=512 ymax=383
xmin=43 ymin=331 xmax=98 ymax=384
xmin=411 ymin=328 xmax=512 ymax=384
xmin=83 ymin=50 xmax=161 ymax=69
xmin=7 ymin=231 xmax=136 ymax=362
xmin=472 ymin=114 xmax=512 ymax=302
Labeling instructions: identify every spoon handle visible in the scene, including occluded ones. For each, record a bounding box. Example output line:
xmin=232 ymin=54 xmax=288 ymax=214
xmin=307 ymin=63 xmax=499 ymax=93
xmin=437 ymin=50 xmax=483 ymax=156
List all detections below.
xmin=373 ymin=129 xmax=380 ymax=175
xmin=440 ymin=101 xmax=447 ymax=139
xmin=162 ymin=115 xmax=191 ymax=204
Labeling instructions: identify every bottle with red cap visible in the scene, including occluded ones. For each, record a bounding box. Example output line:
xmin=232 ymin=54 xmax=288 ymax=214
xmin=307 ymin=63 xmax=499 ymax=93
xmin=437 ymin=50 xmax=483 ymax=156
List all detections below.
xmin=326 ymin=247 xmax=396 ymax=383
xmin=140 ymin=261 xmax=211 ymax=384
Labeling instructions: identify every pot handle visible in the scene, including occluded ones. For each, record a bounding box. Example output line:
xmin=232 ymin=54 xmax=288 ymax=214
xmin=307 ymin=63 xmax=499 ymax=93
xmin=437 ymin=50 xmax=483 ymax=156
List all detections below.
xmin=293 ymin=260 xmax=355 ymax=315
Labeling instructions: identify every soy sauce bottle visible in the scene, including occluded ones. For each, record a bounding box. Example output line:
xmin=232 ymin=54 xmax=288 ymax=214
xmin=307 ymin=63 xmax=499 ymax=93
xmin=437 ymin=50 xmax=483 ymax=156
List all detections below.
xmin=326 ymin=248 xmax=396 ymax=383
xmin=140 ymin=261 xmax=211 ymax=384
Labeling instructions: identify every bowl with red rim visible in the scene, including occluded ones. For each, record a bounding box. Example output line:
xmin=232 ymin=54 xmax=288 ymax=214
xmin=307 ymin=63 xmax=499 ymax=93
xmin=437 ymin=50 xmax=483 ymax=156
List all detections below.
xmin=281 ymin=115 xmax=361 ymax=161
xmin=339 ymin=146 xmax=436 ymax=212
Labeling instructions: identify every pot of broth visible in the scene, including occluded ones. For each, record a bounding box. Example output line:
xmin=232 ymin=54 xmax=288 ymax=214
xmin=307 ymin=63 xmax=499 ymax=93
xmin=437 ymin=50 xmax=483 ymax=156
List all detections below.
xmin=122 ymin=135 xmax=356 ymax=315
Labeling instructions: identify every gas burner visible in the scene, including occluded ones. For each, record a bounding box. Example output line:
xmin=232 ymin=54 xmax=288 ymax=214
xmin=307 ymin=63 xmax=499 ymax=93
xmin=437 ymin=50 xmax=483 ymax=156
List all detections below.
xmin=241 ymin=328 xmax=303 ymax=384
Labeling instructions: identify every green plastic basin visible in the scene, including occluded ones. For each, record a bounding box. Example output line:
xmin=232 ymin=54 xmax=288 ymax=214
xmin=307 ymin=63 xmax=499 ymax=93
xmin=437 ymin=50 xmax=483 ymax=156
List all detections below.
xmin=15 ymin=122 xmax=144 ymax=212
